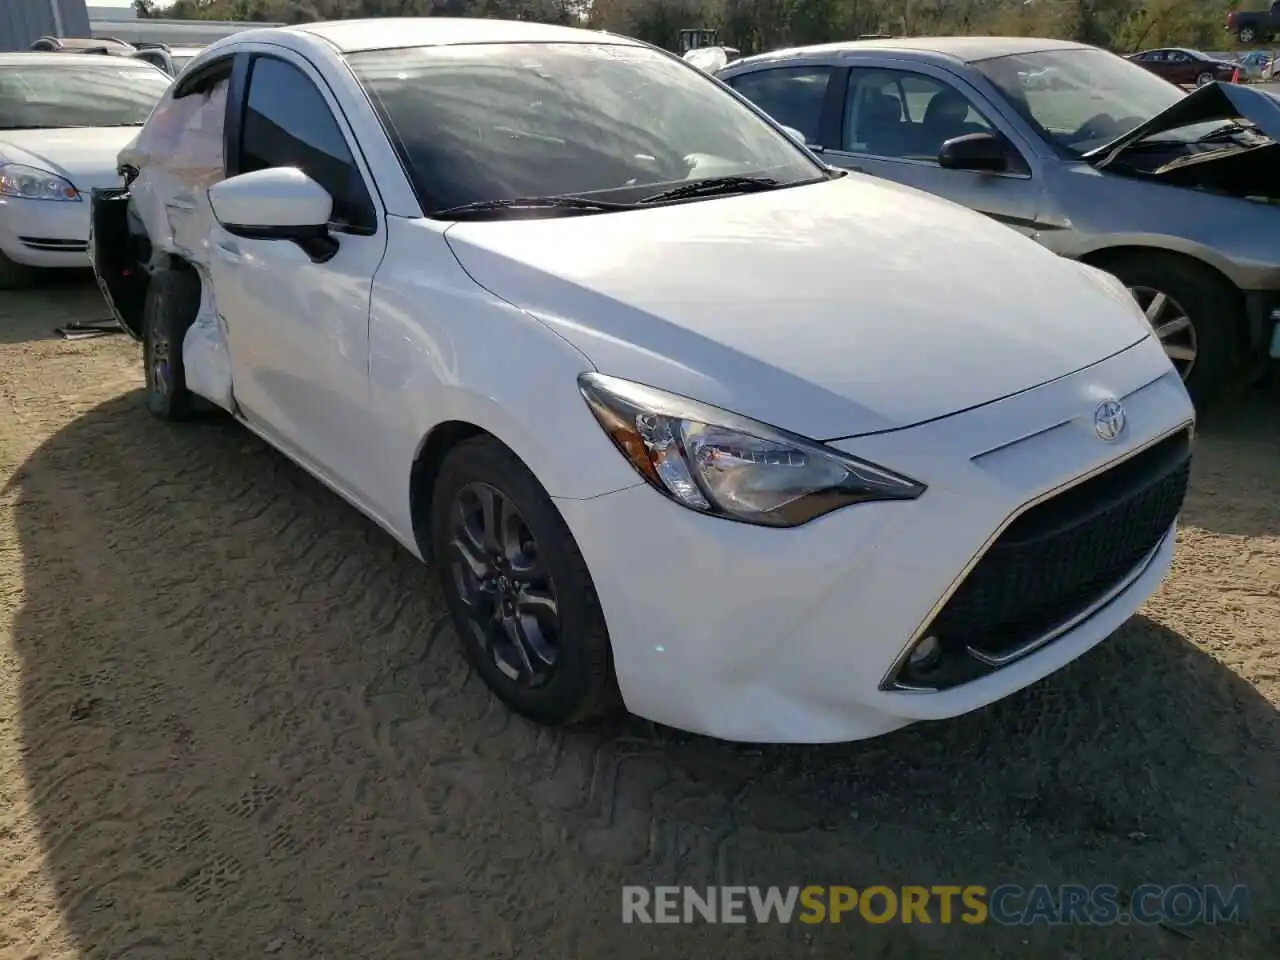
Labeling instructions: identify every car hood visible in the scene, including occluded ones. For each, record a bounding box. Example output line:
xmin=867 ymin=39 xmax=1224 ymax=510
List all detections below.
xmin=0 ymin=127 xmax=137 ymax=192
xmin=1084 ymin=81 xmax=1280 ymax=168
xmin=443 ymin=175 xmax=1151 ymax=440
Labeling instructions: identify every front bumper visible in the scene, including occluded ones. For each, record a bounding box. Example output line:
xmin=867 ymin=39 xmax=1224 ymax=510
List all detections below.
xmin=555 ymin=336 xmax=1195 ymax=743
xmin=0 ymin=195 xmax=91 ymax=268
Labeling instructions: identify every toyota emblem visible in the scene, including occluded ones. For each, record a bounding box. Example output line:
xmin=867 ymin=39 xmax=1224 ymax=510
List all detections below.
xmin=1093 ymin=399 xmax=1126 ymax=442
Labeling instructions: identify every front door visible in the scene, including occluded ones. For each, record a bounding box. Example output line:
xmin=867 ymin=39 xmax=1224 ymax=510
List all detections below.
xmin=827 ymin=66 xmax=1046 ymax=239
xmin=208 ymin=51 xmax=388 ymax=504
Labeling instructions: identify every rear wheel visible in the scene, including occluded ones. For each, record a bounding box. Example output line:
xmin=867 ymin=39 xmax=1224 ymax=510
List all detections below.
xmin=1100 ymin=252 xmax=1243 ymax=410
xmin=142 ymin=267 xmax=201 ymax=421
xmin=1195 ymin=71 xmax=1215 ymax=86
xmin=430 ymin=435 xmax=618 ymax=726
xmin=1239 ymin=27 xmax=1257 ymax=43
xmin=0 ymin=251 xmax=37 ymax=290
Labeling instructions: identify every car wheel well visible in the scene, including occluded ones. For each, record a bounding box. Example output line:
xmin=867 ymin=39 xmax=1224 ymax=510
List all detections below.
xmin=409 ymin=420 xmax=491 ymax=563
xmin=1079 ymin=246 xmax=1245 ymax=344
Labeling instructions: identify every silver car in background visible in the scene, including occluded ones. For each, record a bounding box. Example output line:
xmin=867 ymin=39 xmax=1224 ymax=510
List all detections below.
xmin=715 ymin=37 xmax=1280 ymax=408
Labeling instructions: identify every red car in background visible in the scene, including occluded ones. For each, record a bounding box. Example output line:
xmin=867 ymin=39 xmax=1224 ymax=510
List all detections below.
xmin=1128 ymin=48 xmax=1239 ymax=86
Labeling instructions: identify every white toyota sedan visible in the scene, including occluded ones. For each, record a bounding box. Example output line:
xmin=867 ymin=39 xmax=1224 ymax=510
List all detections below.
xmin=92 ymin=18 xmax=1196 ymax=744
xmin=0 ymin=53 xmax=173 ymax=288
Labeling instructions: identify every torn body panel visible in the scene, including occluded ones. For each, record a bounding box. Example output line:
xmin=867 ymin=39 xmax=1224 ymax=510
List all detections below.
xmin=90 ymin=74 xmax=237 ymax=413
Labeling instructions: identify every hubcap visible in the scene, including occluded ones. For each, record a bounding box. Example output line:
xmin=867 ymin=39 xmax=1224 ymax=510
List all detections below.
xmin=1128 ymin=285 xmax=1197 ymax=381
xmin=447 ymin=482 xmax=559 ymax=687
xmin=1196 ymin=72 xmax=1213 ymax=86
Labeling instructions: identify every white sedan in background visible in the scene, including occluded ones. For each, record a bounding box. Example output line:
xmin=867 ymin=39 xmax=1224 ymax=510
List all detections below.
xmin=93 ymin=18 xmax=1195 ymax=744
xmin=0 ymin=52 xmax=172 ymax=288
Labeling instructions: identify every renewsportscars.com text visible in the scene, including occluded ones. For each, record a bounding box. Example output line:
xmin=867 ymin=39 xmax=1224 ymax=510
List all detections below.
xmin=621 ymin=884 xmax=1248 ymax=926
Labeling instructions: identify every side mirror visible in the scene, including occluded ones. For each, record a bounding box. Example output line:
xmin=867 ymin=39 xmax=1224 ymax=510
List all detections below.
xmin=209 ymin=167 xmax=339 ymax=263
xmin=937 ymin=132 xmax=1009 ymax=173
xmin=780 ymin=124 xmax=825 ymax=154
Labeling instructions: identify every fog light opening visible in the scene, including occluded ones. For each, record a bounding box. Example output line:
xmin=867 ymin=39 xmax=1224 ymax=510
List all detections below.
xmin=907 ymin=634 xmax=942 ymax=673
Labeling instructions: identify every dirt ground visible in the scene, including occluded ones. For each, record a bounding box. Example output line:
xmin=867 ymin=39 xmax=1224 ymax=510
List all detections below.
xmin=0 ymin=277 xmax=1276 ymax=960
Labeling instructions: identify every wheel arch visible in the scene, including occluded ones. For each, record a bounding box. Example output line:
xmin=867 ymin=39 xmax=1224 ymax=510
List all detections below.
xmin=1076 ymin=244 xmax=1252 ymax=350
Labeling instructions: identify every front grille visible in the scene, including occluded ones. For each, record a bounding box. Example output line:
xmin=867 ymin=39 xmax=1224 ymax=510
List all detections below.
xmin=20 ymin=237 xmax=88 ymax=252
xmin=927 ymin=429 xmax=1192 ymax=663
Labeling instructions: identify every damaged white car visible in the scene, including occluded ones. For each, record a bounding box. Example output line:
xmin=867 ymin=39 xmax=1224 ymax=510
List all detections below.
xmin=92 ymin=19 xmax=1195 ymax=744
xmin=714 ymin=37 xmax=1280 ymax=409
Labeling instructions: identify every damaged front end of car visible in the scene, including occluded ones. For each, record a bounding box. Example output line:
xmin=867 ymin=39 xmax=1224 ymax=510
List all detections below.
xmin=1084 ymin=82 xmax=1280 ymax=204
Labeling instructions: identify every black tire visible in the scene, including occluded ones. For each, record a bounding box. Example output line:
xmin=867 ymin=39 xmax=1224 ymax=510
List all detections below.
xmin=1238 ymin=27 xmax=1257 ymax=44
xmin=1099 ymin=251 xmax=1243 ymax=411
xmin=430 ymin=435 xmax=619 ymax=726
xmin=142 ymin=266 xmax=200 ymax=421
xmin=0 ymin=250 xmax=37 ymax=290
xmin=1195 ymin=71 xmax=1214 ymax=86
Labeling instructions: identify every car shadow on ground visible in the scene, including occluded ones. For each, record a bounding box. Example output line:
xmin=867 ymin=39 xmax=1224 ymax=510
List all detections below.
xmin=8 ymin=390 xmax=1278 ymax=959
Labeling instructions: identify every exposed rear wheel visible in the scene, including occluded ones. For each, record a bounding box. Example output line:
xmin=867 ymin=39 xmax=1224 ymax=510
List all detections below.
xmin=430 ymin=435 xmax=618 ymax=726
xmin=1100 ymin=252 xmax=1243 ymax=410
xmin=142 ymin=267 xmax=201 ymax=421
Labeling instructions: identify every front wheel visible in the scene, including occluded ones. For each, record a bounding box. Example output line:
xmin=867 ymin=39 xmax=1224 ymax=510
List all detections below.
xmin=142 ymin=268 xmax=200 ymax=421
xmin=430 ymin=436 xmax=619 ymax=726
xmin=1102 ymin=252 xmax=1243 ymax=410
xmin=1195 ymin=71 xmax=1215 ymax=86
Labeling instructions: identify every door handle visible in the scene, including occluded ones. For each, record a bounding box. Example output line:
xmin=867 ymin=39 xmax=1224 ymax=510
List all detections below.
xmin=214 ymin=240 xmax=241 ymax=260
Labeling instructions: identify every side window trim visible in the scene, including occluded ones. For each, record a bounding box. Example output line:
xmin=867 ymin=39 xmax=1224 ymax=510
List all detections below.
xmin=227 ymin=50 xmax=382 ymax=237
xmin=173 ymin=55 xmax=233 ymax=99
xmin=832 ymin=63 xmax=1036 ymax=179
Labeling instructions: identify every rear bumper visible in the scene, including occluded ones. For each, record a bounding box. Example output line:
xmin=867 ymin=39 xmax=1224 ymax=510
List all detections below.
xmin=0 ymin=196 xmax=91 ymax=268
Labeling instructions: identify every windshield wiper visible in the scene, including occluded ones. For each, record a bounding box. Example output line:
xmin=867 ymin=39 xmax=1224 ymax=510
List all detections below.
xmin=431 ymin=196 xmax=637 ymax=220
xmin=638 ymin=176 xmax=782 ymax=205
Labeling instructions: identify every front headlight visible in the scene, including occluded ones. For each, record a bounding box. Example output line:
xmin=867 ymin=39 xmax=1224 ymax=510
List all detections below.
xmin=0 ymin=163 xmax=80 ymax=201
xmin=579 ymin=372 xmax=925 ymax=527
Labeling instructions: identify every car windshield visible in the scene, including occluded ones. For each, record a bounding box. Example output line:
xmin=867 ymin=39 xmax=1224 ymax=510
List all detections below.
xmin=347 ymin=42 xmax=825 ymax=215
xmin=975 ymin=48 xmax=1228 ymax=155
xmin=0 ymin=62 xmax=171 ymax=130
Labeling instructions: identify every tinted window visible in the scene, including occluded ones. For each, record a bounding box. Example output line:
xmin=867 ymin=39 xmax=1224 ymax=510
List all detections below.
xmin=0 ymin=62 xmax=170 ymax=130
xmin=727 ymin=67 xmax=832 ymax=143
xmin=843 ymin=70 xmax=992 ymax=159
xmin=348 ymin=42 xmax=824 ymax=216
xmin=239 ymin=56 xmax=375 ymax=231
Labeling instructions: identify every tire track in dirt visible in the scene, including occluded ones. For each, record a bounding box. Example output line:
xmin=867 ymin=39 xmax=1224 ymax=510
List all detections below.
xmin=2 ymin=287 xmax=1278 ymax=959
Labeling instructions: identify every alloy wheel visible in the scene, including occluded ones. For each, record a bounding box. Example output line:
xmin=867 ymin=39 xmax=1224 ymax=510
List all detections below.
xmin=1129 ymin=285 xmax=1197 ymax=380
xmin=1195 ymin=71 xmax=1214 ymax=86
xmin=447 ymin=482 xmax=560 ymax=687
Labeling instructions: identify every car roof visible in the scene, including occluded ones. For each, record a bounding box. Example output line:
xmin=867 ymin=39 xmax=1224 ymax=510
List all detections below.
xmin=289 ymin=17 xmax=644 ymax=54
xmin=728 ymin=35 xmax=1091 ymax=69
xmin=0 ymin=51 xmax=167 ymax=69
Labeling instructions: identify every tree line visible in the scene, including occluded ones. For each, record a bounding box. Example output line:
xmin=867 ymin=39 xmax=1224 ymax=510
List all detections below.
xmin=132 ymin=0 xmax=1248 ymax=58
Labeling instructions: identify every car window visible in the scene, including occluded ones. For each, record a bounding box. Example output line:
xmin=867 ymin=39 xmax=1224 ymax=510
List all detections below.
xmin=725 ymin=66 xmax=833 ymax=144
xmin=1170 ymin=52 xmax=1192 ymax=64
xmin=0 ymin=62 xmax=170 ymax=130
xmin=237 ymin=55 xmax=376 ymax=233
xmin=133 ymin=65 xmax=229 ymax=186
xmin=842 ymin=69 xmax=993 ymax=160
xmin=975 ymin=49 xmax=1209 ymax=156
xmin=348 ymin=42 xmax=825 ymax=216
